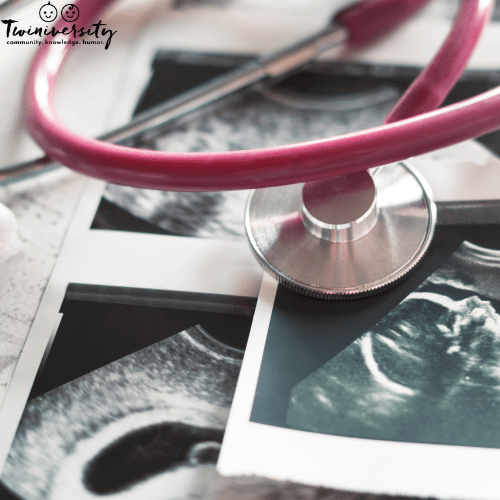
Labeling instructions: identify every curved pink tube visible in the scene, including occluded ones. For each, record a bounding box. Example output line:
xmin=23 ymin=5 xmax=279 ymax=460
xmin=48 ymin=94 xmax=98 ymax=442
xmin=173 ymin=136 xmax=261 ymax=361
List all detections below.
xmin=25 ymin=0 xmax=498 ymax=191
xmin=386 ymin=0 xmax=494 ymax=122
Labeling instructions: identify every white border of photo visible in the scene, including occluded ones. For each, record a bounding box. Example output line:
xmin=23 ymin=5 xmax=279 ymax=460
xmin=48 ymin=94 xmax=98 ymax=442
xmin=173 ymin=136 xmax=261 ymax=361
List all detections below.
xmin=218 ymin=273 xmax=500 ymax=500
xmin=0 ymin=178 xmax=263 ymax=474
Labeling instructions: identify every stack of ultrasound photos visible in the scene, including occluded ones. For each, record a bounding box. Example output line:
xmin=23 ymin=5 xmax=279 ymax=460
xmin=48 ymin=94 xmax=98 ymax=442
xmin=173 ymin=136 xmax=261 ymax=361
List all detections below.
xmin=2 ymin=43 xmax=500 ymax=500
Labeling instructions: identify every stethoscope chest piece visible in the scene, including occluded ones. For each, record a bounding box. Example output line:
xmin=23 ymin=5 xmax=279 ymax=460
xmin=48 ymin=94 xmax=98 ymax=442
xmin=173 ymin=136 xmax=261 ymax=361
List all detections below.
xmin=245 ymin=163 xmax=436 ymax=299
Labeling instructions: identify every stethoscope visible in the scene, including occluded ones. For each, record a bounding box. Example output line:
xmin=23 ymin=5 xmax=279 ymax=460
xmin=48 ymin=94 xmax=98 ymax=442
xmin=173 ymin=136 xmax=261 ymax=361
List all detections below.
xmin=1 ymin=0 xmax=499 ymax=298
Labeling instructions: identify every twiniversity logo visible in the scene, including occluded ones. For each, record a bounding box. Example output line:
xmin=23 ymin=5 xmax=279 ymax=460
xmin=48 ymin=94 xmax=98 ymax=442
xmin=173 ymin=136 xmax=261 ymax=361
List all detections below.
xmin=2 ymin=2 xmax=117 ymax=49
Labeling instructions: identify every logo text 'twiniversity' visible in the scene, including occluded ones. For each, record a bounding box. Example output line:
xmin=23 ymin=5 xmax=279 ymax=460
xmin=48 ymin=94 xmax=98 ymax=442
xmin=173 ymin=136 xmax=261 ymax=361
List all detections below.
xmin=2 ymin=19 xmax=117 ymax=49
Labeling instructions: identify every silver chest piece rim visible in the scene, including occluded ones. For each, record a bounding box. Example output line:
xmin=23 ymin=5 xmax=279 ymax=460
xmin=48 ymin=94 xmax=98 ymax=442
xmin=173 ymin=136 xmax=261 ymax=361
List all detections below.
xmin=245 ymin=162 xmax=437 ymax=299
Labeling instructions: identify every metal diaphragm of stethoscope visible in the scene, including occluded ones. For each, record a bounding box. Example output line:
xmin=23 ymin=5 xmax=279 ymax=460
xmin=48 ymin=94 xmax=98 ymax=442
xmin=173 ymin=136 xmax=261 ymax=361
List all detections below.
xmin=246 ymin=164 xmax=436 ymax=298
xmin=2 ymin=0 xmax=499 ymax=298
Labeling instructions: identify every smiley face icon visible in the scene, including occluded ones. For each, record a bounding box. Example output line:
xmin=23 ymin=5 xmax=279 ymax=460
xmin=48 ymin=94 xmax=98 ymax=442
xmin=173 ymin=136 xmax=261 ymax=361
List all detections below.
xmin=61 ymin=3 xmax=79 ymax=22
xmin=39 ymin=1 xmax=58 ymax=22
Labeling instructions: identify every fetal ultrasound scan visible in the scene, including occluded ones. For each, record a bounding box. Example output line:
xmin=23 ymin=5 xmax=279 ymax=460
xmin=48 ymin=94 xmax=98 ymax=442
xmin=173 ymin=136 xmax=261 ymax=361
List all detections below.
xmin=250 ymin=222 xmax=500 ymax=450
xmin=286 ymin=241 xmax=500 ymax=448
xmin=1 ymin=286 xmax=256 ymax=500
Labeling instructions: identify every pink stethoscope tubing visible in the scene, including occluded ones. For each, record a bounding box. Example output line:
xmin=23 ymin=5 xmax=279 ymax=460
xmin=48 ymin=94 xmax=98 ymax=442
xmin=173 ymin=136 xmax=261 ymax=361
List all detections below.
xmin=25 ymin=0 xmax=497 ymax=192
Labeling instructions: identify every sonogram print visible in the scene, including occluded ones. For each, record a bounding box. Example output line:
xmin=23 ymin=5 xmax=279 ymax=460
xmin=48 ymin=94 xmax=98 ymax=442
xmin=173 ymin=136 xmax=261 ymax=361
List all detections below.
xmin=287 ymin=241 xmax=500 ymax=448
xmin=0 ymin=297 xmax=366 ymax=500
xmin=97 ymin=92 xmax=399 ymax=238
xmin=2 ymin=325 xmax=242 ymax=500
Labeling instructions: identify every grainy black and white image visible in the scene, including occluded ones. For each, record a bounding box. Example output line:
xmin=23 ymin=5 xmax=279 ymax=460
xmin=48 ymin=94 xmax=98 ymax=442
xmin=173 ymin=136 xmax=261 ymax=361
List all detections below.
xmin=0 ymin=285 xmax=256 ymax=500
xmin=0 ymin=285 xmax=411 ymax=500
xmin=255 ymin=238 xmax=500 ymax=448
xmin=287 ymin=241 xmax=500 ymax=447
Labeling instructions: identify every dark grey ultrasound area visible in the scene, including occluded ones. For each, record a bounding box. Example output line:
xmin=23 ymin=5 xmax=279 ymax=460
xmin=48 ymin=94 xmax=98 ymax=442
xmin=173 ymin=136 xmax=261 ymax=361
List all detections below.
xmin=286 ymin=241 xmax=500 ymax=448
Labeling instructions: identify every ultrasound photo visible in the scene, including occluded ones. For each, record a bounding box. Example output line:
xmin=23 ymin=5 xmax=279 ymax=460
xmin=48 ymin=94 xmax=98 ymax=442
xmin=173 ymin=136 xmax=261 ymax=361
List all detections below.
xmin=0 ymin=285 xmax=410 ymax=500
xmin=94 ymin=89 xmax=399 ymax=238
xmin=0 ymin=286 xmax=256 ymax=500
xmin=246 ymin=218 xmax=500 ymax=453
xmin=91 ymin=41 xmax=500 ymax=238
xmin=91 ymin=44 xmax=408 ymax=238
xmin=286 ymin=241 xmax=500 ymax=447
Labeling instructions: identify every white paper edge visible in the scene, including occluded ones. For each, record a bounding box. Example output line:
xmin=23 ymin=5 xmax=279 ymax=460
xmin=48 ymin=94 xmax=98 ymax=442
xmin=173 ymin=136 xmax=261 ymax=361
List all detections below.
xmin=218 ymin=274 xmax=500 ymax=500
xmin=0 ymin=179 xmax=262 ymax=473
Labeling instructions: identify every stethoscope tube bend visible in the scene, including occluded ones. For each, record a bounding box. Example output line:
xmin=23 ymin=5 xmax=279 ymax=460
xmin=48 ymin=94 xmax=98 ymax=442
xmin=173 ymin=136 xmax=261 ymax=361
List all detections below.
xmin=18 ymin=0 xmax=498 ymax=298
xmin=24 ymin=0 xmax=497 ymax=192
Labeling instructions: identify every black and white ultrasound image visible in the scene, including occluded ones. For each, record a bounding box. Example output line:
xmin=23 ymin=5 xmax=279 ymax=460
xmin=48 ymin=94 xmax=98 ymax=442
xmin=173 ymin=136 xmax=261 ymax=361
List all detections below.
xmin=3 ymin=287 xmax=405 ymax=500
xmin=250 ymin=224 xmax=500 ymax=449
xmin=1 ymin=287 xmax=256 ymax=500
xmin=288 ymin=241 xmax=500 ymax=447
